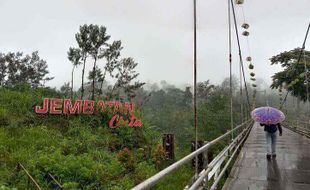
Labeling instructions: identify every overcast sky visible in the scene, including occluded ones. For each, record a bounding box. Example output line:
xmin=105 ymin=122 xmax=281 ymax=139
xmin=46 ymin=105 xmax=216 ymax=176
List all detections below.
xmin=0 ymin=0 xmax=309 ymax=89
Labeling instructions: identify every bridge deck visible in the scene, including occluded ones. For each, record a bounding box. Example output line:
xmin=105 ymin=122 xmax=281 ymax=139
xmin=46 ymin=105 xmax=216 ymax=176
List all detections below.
xmin=222 ymin=122 xmax=310 ymax=190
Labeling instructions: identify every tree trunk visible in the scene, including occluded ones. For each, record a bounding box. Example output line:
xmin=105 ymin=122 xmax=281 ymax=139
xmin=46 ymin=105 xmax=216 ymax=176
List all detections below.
xmin=99 ymin=70 xmax=107 ymax=96
xmin=91 ymin=57 xmax=97 ymax=100
xmin=71 ymin=66 xmax=75 ymax=99
xmin=110 ymin=70 xmax=124 ymax=99
xmin=81 ymin=56 xmax=87 ymax=99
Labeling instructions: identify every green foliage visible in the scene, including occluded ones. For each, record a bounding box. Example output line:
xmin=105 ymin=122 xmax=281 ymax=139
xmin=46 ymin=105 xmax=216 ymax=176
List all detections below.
xmin=133 ymin=161 xmax=156 ymax=183
xmin=152 ymin=145 xmax=166 ymax=170
xmin=117 ymin=148 xmax=135 ymax=171
xmin=0 ymin=184 xmax=17 ymax=190
xmin=63 ymin=182 xmax=79 ymax=190
xmin=0 ymin=51 xmax=53 ymax=88
xmin=69 ymin=24 xmax=144 ymax=100
xmin=197 ymin=80 xmax=214 ymax=100
xmin=153 ymin=165 xmax=193 ymax=190
xmin=0 ymin=124 xmax=157 ymax=189
xmin=0 ymin=88 xmax=32 ymax=114
xmin=0 ymin=108 xmax=9 ymax=127
xmin=0 ymin=88 xmax=160 ymax=189
xmin=0 ymin=77 xmax=258 ymax=189
xmin=270 ymin=48 xmax=310 ymax=101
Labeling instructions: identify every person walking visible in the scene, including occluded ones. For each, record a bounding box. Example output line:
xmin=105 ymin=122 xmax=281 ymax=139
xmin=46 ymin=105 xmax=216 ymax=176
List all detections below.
xmin=260 ymin=123 xmax=282 ymax=159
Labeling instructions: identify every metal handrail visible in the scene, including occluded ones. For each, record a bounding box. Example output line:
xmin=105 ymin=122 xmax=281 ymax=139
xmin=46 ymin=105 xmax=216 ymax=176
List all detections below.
xmin=184 ymin=130 xmax=242 ymax=190
xmin=287 ymin=120 xmax=310 ymax=126
xmin=285 ymin=120 xmax=310 ymax=129
xmin=284 ymin=120 xmax=310 ymax=138
xmin=131 ymin=120 xmax=252 ymax=190
xmin=295 ymin=120 xmax=310 ymax=125
xmin=209 ymin=122 xmax=252 ymax=190
xmin=188 ymin=121 xmax=252 ymax=190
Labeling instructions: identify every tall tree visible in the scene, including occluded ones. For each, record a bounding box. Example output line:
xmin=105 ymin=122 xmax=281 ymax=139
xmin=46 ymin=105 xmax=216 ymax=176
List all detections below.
xmin=72 ymin=25 xmax=144 ymax=100
xmin=0 ymin=51 xmax=52 ymax=87
xmin=183 ymin=86 xmax=192 ymax=106
xmin=220 ymin=76 xmax=238 ymax=96
xmin=270 ymin=48 xmax=310 ymax=101
xmin=0 ymin=53 xmax=7 ymax=86
xmin=60 ymin=82 xmax=71 ymax=97
xmin=28 ymin=51 xmax=51 ymax=87
xmin=88 ymin=66 xmax=103 ymax=95
xmin=75 ymin=25 xmax=91 ymax=99
xmin=88 ymin=25 xmax=110 ymax=100
xmin=197 ymin=80 xmax=214 ymax=100
xmin=98 ymin=40 xmax=122 ymax=96
xmin=109 ymin=57 xmax=145 ymax=100
xmin=67 ymin=48 xmax=82 ymax=98
xmin=5 ymin=52 xmax=23 ymax=86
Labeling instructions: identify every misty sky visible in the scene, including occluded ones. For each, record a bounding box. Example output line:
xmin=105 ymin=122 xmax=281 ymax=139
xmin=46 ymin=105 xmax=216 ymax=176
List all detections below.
xmin=0 ymin=0 xmax=309 ymax=89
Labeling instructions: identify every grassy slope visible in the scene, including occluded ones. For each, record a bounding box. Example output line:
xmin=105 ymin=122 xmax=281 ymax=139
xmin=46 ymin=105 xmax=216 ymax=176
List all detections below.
xmin=0 ymin=88 xmax=160 ymax=189
xmin=0 ymin=88 xmax=197 ymax=190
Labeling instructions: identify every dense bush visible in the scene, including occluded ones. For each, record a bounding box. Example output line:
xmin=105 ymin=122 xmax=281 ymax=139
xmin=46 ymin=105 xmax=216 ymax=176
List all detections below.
xmin=0 ymin=88 xmax=161 ymax=189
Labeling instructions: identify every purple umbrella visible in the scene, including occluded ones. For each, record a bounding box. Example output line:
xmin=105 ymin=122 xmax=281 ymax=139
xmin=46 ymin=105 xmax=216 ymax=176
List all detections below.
xmin=251 ymin=106 xmax=285 ymax=125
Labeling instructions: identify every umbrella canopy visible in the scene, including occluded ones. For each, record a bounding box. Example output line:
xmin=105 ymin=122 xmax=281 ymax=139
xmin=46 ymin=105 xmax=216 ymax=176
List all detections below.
xmin=251 ymin=106 xmax=285 ymax=125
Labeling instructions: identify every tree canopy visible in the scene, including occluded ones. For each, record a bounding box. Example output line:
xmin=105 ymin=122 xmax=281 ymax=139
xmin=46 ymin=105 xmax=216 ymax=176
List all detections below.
xmin=0 ymin=51 xmax=52 ymax=88
xmin=270 ymin=48 xmax=310 ymax=101
xmin=68 ymin=24 xmax=144 ymax=100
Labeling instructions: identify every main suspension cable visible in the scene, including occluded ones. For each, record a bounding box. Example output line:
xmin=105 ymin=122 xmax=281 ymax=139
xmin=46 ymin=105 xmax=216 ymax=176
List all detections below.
xmin=230 ymin=0 xmax=251 ymax=109
xmin=193 ymin=0 xmax=198 ymax=179
xmin=303 ymin=50 xmax=309 ymax=114
xmin=228 ymin=0 xmax=234 ymax=140
xmin=237 ymin=1 xmax=258 ymax=111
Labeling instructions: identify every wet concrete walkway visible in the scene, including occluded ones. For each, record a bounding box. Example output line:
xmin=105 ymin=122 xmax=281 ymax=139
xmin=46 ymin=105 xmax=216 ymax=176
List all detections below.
xmin=223 ymin=122 xmax=310 ymax=190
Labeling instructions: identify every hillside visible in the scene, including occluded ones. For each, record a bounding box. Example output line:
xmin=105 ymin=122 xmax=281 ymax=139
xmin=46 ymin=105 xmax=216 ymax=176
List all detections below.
xmin=0 ymin=87 xmax=163 ymax=190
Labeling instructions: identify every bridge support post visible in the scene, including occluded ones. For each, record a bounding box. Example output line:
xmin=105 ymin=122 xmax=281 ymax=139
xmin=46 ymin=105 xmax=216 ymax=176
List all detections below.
xmin=191 ymin=140 xmax=204 ymax=173
xmin=202 ymin=175 xmax=209 ymax=190
xmin=202 ymin=142 xmax=209 ymax=189
xmin=163 ymin=134 xmax=175 ymax=160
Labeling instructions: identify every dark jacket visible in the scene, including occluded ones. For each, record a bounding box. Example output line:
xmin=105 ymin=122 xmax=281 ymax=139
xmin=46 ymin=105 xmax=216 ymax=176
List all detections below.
xmin=260 ymin=123 xmax=282 ymax=134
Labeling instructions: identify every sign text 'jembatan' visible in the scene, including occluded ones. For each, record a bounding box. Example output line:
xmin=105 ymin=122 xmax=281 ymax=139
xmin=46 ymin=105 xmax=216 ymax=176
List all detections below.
xmin=35 ymin=98 xmax=142 ymax=128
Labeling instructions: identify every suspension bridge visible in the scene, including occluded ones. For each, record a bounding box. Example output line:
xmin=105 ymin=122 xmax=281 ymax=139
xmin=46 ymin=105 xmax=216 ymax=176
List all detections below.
xmin=7 ymin=0 xmax=310 ymax=189
xmin=131 ymin=0 xmax=310 ymax=189
xmin=131 ymin=121 xmax=310 ymax=190
xmin=223 ymin=122 xmax=310 ymax=190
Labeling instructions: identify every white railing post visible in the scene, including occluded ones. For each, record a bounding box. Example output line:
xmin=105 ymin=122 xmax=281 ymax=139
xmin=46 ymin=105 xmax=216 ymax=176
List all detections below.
xmin=203 ymin=146 xmax=209 ymax=190
xmin=131 ymin=120 xmax=252 ymax=190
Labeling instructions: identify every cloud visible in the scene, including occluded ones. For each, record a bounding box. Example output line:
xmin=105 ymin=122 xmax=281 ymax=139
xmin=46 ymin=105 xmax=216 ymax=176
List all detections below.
xmin=0 ymin=0 xmax=309 ymax=88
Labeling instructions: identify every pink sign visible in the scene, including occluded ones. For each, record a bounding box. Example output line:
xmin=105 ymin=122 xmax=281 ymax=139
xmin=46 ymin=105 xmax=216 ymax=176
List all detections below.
xmin=35 ymin=98 xmax=142 ymax=128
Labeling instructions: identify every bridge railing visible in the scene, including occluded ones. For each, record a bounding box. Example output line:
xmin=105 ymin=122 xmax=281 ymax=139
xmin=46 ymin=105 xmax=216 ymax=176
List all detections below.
xmin=131 ymin=120 xmax=253 ymax=190
xmin=284 ymin=120 xmax=310 ymax=138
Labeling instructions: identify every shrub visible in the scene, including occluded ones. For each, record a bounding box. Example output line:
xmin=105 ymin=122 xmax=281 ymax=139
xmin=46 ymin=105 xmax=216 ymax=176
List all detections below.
xmin=63 ymin=182 xmax=80 ymax=190
xmin=117 ymin=148 xmax=135 ymax=171
xmin=0 ymin=108 xmax=9 ymax=127
xmin=133 ymin=161 xmax=156 ymax=183
xmin=153 ymin=144 xmax=166 ymax=169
